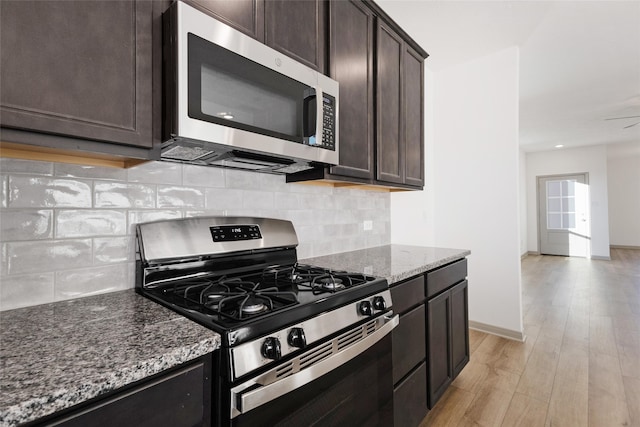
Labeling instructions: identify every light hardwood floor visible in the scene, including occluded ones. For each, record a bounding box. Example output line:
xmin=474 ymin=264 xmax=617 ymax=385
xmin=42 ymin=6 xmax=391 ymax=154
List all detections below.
xmin=420 ymin=248 xmax=640 ymax=427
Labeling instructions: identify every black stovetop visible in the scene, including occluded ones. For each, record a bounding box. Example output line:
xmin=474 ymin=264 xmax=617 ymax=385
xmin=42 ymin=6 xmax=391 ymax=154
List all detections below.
xmin=140 ymin=263 xmax=388 ymax=346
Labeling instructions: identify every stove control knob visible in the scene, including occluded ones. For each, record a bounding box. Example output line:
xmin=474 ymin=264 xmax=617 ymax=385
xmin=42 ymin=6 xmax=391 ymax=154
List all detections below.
xmin=373 ymin=296 xmax=387 ymax=311
xmin=359 ymin=300 xmax=373 ymax=316
xmin=261 ymin=337 xmax=282 ymax=360
xmin=288 ymin=327 xmax=307 ymax=349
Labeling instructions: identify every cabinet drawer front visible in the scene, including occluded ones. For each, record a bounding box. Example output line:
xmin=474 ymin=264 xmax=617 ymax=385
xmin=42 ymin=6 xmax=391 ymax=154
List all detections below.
xmin=50 ymin=361 xmax=207 ymax=426
xmin=393 ymin=362 xmax=428 ymax=427
xmin=391 ymin=275 xmax=425 ymax=314
xmin=426 ymin=258 xmax=467 ymax=298
xmin=392 ymin=304 xmax=426 ymax=385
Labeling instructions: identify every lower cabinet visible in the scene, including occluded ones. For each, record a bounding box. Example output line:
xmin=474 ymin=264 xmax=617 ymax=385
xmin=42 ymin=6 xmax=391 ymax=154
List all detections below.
xmin=391 ymin=276 xmax=428 ymax=426
xmin=389 ymin=258 xmax=469 ymax=424
xmin=394 ymin=362 xmax=428 ymax=427
xmin=426 ymin=260 xmax=469 ymax=409
xmin=31 ymin=355 xmax=212 ymax=427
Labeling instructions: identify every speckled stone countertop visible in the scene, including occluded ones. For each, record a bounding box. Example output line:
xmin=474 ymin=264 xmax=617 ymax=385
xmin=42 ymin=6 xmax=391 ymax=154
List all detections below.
xmin=301 ymin=244 xmax=470 ymax=284
xmin=0 ymin=290 xmax=220 ymax=427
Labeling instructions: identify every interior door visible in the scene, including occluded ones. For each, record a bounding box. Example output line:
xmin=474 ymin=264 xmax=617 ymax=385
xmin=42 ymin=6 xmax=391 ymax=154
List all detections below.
xmin=537 ymin=173 xmax=590 ymax=257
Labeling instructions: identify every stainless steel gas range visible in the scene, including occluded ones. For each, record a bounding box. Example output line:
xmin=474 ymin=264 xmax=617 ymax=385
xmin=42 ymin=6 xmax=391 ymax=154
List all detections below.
xmin=135 ymin=216 xmax=398 ymax=426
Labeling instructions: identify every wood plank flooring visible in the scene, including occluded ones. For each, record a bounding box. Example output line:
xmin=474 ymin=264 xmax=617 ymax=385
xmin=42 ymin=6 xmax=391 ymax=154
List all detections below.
xmin=420 ymin=248 xmax=640 ymax=427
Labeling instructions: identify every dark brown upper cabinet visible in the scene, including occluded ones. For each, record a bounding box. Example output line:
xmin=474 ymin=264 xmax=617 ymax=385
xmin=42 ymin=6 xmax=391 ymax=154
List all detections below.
xmin=186 ymin=0 xmax=326 ymax=72
xmin=376 ymin=21 xmax=404 ymax=185
xmin=403 ymin=45 xmax=426 ymax=187
xmin=0 ymin=0 xmax=160 ymax=162
xmin=376 ymin=21 xmax=425 ymax=187
xmin=327 ymin=0 xmax=375 ymax=180
xmin=287 ymin=0 xmax=427 ymax=190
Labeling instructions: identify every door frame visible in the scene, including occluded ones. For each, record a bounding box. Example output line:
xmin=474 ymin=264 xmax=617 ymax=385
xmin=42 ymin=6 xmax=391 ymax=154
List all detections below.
xmin=536 ymin=172 xmax=590 ymax=257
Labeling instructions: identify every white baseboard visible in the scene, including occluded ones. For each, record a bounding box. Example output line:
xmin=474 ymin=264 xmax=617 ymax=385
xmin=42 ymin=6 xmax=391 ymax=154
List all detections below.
xmin=590 ymin=255 xmax=611 ymax=260
xmin=469 ymin=321 xmax=526 ymax=342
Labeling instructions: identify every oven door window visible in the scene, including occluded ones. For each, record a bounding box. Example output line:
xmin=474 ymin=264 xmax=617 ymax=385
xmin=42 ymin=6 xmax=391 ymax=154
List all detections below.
xmin=232 ymin=336 xmax=393 ymax=427
xmin=187 ymin=33 xmax=316 ymax=144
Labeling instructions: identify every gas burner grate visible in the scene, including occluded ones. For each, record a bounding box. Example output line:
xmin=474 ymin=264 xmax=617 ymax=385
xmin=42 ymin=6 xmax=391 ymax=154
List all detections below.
xmin=166 ymin=276 xmax=298 ymax=321
xmin=290 ymin=264 xmax=370 ymax=295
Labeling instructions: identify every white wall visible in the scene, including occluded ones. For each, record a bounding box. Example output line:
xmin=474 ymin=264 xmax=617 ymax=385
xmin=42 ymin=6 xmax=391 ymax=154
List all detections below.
xmin=607 ymin=141 xmax=640 ymax=247
xmin=526 ymin=145 xmax=611 ymax=258
xmin=520 ymin=149 xmax=528 ymax=255
xmin=392 ymin=47 xmax=523 ymax=337
xmin=391 ymin=68 xmax=435 ymax=246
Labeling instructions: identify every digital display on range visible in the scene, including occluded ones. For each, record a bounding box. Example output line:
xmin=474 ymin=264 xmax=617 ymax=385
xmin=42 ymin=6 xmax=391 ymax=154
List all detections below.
xmin=210 ymin=225 xmax=262 ymax=242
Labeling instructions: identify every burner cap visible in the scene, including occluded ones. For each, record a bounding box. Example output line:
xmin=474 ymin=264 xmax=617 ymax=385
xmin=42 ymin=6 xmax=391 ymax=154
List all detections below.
xmin=318 ymin=277 xmax=345 ymax=291
xmin=241 ymin=298 xmax=268 ymax=315
xmin=207 ymin=293 xmax=224 ymax=301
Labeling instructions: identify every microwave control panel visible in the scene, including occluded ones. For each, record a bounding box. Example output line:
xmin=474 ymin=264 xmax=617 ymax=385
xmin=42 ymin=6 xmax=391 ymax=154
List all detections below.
xmin=321 ymin=94 xmax=336 ymax=151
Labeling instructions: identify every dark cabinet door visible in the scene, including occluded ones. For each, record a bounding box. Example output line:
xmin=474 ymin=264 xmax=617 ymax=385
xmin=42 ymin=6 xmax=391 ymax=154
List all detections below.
xmin=393 ymin=362 xmax=428 ymax=427
xmin=184 ymin=0 xmax=264 ymax=41
xmin=403 ymin=45 xmax=425 ymax=187
xmin=392 ymin=304 xmax=426 ymax=384
xmin=376 ymin=21 xmax=404 ymax=185
xmin=187 ymin=0 xmax=325 ymax=73
xmin=45 ymin=357 xmax=211 ymax=427
xmin=426 ymin=289 xmax=453 ymax=408
xmin=265 ymin=1 xmax=326 ymax=72
xmin=451 ymin=280 xmax=470 ymax=377
xmin=0 ymin=0 xmax=153 ymax=149
xmin=328 ymin=0 xmax=374 ymax=180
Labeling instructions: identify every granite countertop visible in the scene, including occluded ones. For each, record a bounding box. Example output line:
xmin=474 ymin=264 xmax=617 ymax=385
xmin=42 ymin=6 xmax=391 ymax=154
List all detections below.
xmin=301 ymin=244 xmax=470 ymax=284
xmin=0 ymin=290 xmax=221 ymax=427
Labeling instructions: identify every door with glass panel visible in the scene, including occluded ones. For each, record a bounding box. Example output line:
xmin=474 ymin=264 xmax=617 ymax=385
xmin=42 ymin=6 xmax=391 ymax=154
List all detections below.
xmin=537 ymin=174 xmax=590 ymax=257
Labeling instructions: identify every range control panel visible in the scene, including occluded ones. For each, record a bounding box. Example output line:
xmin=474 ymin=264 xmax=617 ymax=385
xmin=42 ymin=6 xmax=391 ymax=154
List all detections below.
xmin=210 ymin=225 xmax=262 ymax=242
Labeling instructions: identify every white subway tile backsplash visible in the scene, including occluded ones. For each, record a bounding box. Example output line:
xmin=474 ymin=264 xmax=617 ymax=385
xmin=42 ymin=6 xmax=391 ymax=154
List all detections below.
xmin=0 ymin=273 xmax=55 ymax=311
xmin=9 ymin=176 xmax=92 ymax=208
xmin=158 ymin=186 xmax=205 ymax=208
xmin=185 ymin=210 xmax=226 ymax=218
xmin=95 ymin=182 xmax=155 ymax=208
xmin=205 ymin=188 xmax=243 ymax=210
xmin=242 ymin=190 xmax=274 ymax=210
xmin=94 ymin=237 xmax=132 ymax=264
xmin=183 ymin=164 xmax=225 ymax=187
xmin=54 ymin=264 xmax=128 ymax=301
xmin=0 ymin=158 xmax=53 ymax=175
xmin=0 ymin=162 xmax=391 ymax=310
xmin=56 ymin=210 xmax=126 ymax=238
xmin=127 ymin=210 xmax=182 ymax=232
xmin=224 ymin=168 xmax=263 ymax=189
xmin=7 ymin=239 xmax=92 ymax=275
xmin=1 ymin=175 xmax=7 ymax=208
xmin=255 ymin=173 xmax=290 ymax=192
xmin=287 ymin=181 xmax=333 ymax=195
xmin=274 ymin=193 xmax=300 ymax=210
xmin=127 ymin=161 xmax=182 ymax=184
xmin=54 ymin=163 xmax=127 ymax=181
xmin=0 ymin=210 xmax=53 ymax=241
xmin=1 ymin=244 xmax=7 ymax=277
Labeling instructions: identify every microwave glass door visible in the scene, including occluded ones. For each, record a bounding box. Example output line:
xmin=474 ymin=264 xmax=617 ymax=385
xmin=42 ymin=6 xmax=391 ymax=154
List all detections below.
xmin=188 ymin=33 xmax=316 ymax=145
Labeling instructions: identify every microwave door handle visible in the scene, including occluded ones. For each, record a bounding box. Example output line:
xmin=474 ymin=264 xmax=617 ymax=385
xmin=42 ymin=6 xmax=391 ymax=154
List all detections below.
xmin=314 ymin=86 xmax=323 ymax=146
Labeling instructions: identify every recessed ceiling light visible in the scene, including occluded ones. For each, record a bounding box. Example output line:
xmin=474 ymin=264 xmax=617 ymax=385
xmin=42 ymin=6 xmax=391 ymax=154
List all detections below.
xmin=555 ymin=144 xmax=564 ymax=148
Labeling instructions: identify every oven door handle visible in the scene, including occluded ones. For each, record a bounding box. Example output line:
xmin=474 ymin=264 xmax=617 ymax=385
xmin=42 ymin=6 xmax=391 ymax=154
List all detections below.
xmin=231 ymin=314 xmax=399 ymax=418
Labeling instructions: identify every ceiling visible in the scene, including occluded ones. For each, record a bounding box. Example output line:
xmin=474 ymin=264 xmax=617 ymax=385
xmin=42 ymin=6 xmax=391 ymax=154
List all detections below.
xmin=377 ymin=1 xmax=640 ymax=153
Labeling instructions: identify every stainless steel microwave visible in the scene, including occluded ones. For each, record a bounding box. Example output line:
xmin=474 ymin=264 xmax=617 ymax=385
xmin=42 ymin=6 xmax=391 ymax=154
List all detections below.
xmin=162 ymin=1 xmax=339 ymax=173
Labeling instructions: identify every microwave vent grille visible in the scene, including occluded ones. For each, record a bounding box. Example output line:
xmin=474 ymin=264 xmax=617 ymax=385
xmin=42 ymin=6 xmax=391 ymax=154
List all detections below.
xmin=162 ymin=144 xmax=216 ymax=161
